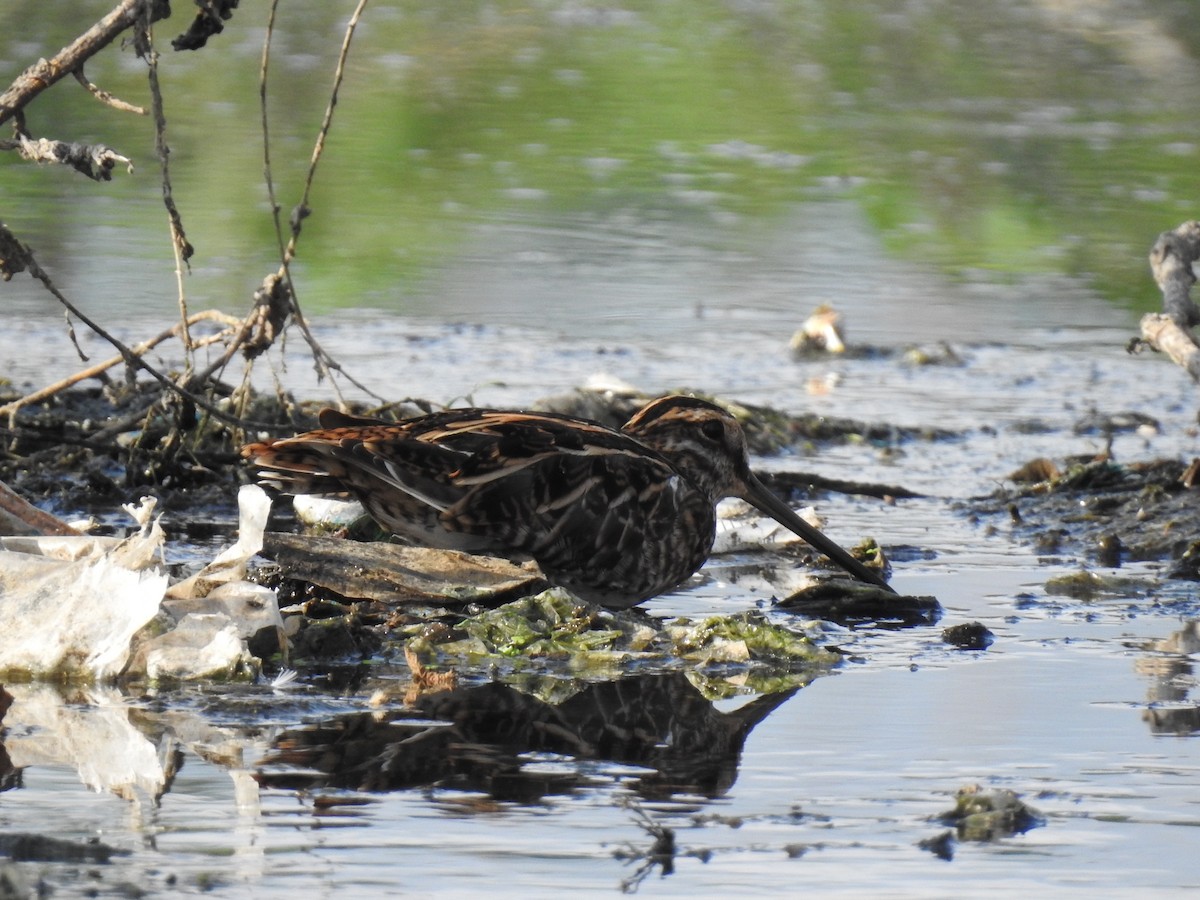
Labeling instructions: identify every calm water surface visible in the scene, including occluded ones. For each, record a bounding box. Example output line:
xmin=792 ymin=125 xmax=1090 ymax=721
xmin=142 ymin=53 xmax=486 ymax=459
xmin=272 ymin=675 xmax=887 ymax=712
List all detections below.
xmin=2 ymin=1 xmax=1200 ymax=897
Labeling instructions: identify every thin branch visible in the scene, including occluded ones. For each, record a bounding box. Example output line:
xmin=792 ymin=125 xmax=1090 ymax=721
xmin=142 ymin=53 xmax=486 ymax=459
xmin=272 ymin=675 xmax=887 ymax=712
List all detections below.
xmin=135 ymin=10 xmax=195 ymax=358
xmin=256 ymin=0 xmax=382 ymax=404
xmin=72 ymin=67 xmax=147 ymax=116
xmin=7 ymin=235 xmax=272 ymax=431
xmin=0 ymin=310 xmax=240 ymax=424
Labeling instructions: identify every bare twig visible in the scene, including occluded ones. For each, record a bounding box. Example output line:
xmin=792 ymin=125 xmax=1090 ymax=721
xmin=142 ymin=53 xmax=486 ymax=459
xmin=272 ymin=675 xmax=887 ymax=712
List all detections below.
xmin=134 ymin=9 xmax=196 ymax=358
xmin=0 ymin=310 xmax=240 ymax=423
xmin=72 ymin=67 xmax=147 ymax=116
xmin=256 ymin=0 xmax=382 ymax=405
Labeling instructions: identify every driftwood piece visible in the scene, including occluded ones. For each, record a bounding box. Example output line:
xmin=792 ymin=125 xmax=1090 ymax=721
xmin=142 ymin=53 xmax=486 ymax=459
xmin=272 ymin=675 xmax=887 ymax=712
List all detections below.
xmin=260 ymin=533 xmax=548 ymax=606
xmin=0 ymin=481 xmax=82 ymax=537
xmin=1135 ymin=220 xmax=1200 ymax=382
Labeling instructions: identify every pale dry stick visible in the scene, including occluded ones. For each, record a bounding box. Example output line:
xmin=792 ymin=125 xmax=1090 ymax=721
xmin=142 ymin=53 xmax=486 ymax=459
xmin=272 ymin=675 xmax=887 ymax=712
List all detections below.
xmin=0 ymin=310 xmax=241 ymax=425
xmin=135 ymin=10 xmax=196 ymax=359
xmin=254 ymin=0 xmax=382 ymax=405
xmin=72 ymin=67 xmax=147 ymax=116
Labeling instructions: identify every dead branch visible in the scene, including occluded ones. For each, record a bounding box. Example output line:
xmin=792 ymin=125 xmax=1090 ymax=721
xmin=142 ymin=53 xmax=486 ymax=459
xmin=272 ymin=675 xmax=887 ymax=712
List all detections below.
xmin=4 ymin=234 xmax=273 ymax=431
xmin=1132 ymin=221 xmax=1200 ymax=382
xmin=0 ymin=481 xmax=82 ymax=537
xmin=0 ymin=310 xmax=241 ymax=424
xmin=0 ymin=0 xmax=170 ymax=129
xmin=252 ymin=0 xmax=382 ymax=404
xmin=1 ymin=0 xmax=381 ymax=466
xmin=72 ymin=67 xmax=147 ymax=116
xmin=2 ymin=134 xmax=133 ymax=181
xmin=0 ymin=223 xmax=34 ymax=281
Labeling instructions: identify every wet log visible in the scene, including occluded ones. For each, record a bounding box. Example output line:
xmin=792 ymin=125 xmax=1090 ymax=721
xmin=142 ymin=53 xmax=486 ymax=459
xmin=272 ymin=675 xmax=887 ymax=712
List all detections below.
xmin=260 ymin=533 xmax=548 ymax=606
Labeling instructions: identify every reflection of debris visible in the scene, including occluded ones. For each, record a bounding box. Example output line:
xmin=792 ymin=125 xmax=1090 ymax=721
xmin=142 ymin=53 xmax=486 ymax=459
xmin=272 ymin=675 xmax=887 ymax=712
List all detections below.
xmin=2 ymin=683 xmax=167 ymax=797
xmin=901 ymin=342 xmax=964 ymax=367
xmin=917 ymin=829 xmax=955 ymax=861
xmin=616 ymin=799 xmax=677 ymax=893
xmin=0 ymin=831 xmax=125 ymax=863
xmin=403 ymin=643 xmax=457 ymax=700
xmin=1072 ymin=409 xmax=1159 ymax=438
xmin=1143 ymin=705 xmax=1200 ymax=735
xmin=777 ymin=581 xmax=941 ymax=628
xmin=935 ymin=784 xmax=1044 ymax=841
xmin=1137 ymin=620 xmax=1200 ymax=735
xmin=941 ymin=621 xmax=994 ymax=650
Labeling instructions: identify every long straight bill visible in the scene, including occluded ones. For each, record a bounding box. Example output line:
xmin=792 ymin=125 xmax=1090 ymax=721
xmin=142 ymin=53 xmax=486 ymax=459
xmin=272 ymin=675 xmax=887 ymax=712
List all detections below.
xmin=743 ymin=475 xmax=896 ymax=593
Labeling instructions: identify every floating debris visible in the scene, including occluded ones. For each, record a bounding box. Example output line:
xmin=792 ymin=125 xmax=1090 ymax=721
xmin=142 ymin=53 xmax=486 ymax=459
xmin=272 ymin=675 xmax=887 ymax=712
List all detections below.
xmin=0 ymin=497 xmax=167 ymax=679
xmin=941 ymin=621 xmax=994 ymax=650
xmin=776 ymin=580 xmax=941 ymax=628
xmin=789 ymin=303 xmax=846 ymax=356
xmin=934 ymin=784 xmax=1044 ymax=841
xmin=1043 ymin=570 xmax=1147 ymax=600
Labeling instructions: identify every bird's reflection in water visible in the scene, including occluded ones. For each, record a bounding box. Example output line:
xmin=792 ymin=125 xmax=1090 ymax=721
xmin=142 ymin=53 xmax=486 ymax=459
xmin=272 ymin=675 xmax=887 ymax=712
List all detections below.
xmin=1137 ymin=619 xmax=1200 ymax=735
xmin=256 ymin=673 xmax=798 ymax=801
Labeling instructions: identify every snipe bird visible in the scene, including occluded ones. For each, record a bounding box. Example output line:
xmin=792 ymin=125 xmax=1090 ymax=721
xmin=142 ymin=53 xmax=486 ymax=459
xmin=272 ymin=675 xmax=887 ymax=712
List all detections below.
xmin=241 ymin=395 xmax=894 ymax=607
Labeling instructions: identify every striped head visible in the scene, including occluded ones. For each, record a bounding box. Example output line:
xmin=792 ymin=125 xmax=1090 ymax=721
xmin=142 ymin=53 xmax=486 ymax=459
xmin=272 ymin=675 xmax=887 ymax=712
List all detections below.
xmin=621 ymin=396 xmax=753 ymax=504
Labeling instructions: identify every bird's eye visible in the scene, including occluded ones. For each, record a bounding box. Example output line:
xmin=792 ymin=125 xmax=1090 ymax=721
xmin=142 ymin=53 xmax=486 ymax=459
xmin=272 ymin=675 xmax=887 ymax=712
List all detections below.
xmin=700 ymin=419 xmax=725 ymax=442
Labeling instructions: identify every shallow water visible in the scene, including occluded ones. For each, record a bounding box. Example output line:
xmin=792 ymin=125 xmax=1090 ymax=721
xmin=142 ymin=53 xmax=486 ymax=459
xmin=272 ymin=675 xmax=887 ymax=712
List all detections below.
xmin=4 ymin=206 xmax=1200 ymax=897
xmin=4 ymin=1 xmax=1200 ymax=896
